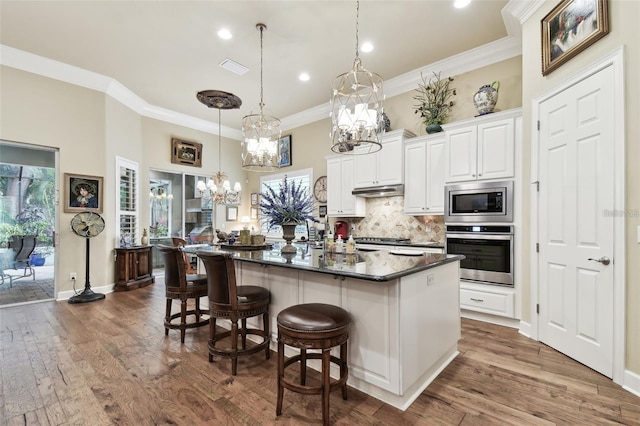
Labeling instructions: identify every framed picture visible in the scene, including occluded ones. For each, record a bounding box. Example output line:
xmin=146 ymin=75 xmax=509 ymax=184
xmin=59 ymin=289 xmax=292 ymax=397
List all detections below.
xmin=226 ymin=206 xmax=238 ymax=221
xmin=64 ymin=173 xmax=104 ymax=213
xmin=251 ymin=192 xmax=259 ymax=206
xmin=250 ymin=207 xmax=259 ymax=220
xmin=541 ymin=0 xmax=609 ymax=76
xmin=278 ymin=135 xmax=292 ymax=167
xmin=171 ymin=137 xmax=202 ymax=167
xmin=318 ymin=205 xmax=327 ymax=218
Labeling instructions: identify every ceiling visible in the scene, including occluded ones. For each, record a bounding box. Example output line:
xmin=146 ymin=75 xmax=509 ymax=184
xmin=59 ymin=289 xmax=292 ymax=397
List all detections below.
xmin=0 ymin=1 xmax=514 ymax=134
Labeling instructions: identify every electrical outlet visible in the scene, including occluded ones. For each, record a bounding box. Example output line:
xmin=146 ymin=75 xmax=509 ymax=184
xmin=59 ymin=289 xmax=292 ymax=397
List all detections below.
xmin=70 ymin=272 xmax=77 ymax=280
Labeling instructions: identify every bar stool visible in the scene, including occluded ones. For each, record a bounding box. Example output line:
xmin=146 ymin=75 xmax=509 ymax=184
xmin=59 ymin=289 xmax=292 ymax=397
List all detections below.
xmin=276 ymin=303 xmax=351 ymax=426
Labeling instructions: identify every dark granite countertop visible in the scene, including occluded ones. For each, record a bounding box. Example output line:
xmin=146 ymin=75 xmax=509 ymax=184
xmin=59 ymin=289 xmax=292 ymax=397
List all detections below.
xmin=356 ymin=241 xmax=445 ymax=249
xmin=185 ymin=243 xmax=462 ymax=282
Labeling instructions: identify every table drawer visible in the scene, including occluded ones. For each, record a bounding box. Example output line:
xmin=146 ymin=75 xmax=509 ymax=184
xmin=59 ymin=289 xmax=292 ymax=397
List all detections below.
xmin=460 ymin=287 xmax=514 ymax=317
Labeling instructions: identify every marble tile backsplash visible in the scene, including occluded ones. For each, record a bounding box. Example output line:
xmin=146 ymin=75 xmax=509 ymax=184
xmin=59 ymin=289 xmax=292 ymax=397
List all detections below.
xmin=341 ymin=196 xmax=445 ymax=245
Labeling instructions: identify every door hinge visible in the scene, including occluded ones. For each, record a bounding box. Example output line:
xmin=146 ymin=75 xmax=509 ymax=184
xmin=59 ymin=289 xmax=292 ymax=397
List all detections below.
xmin=536 ymin=304 xmax=540 ymax=314
xmin=532 ymin=181 xmax=540 ymax=192
xmin=536 ymin=243 xmax=539 ymax=253
xmin=537 ymin=120 xmax=540 ymax=131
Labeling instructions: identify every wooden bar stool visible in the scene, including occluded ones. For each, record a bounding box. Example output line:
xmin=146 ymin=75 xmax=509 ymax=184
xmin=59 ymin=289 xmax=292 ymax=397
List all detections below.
xmin=276 ymin=303 xmax=351 ymax=426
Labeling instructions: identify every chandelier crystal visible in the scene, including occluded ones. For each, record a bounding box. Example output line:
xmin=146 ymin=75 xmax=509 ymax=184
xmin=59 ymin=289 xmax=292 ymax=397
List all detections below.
xmin=330 ymin=1 xmax=384 ymax=154
xmin=196 ymin=89 xmax=242 ymax=206
xmin=241 ymin=23 xmax=282 ymax=172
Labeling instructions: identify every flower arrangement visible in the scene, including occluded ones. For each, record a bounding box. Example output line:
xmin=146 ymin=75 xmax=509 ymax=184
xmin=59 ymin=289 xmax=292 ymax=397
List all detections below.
xmin=259 ymin=176 xmax=318 ymax=229
xmin=413 ymin=71 xmax=456 ymax=129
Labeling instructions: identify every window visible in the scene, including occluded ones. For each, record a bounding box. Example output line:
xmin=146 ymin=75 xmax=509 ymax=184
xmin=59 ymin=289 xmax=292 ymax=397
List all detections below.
xmin=259 ymin=168 xmax=313 ymax=239
xmin=116 ymin=157 xmax=139 ymax=245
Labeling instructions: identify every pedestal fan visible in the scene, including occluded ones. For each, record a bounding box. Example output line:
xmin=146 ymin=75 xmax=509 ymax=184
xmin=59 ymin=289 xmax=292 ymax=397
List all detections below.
xmin=68 ymin=211 xmax=106 ymax=304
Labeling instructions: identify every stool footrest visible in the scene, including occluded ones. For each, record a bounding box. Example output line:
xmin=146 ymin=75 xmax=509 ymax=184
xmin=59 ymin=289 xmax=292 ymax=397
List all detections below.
xmin=281 ymin=353 xmax=348 ymax=396
xmin=164 ymin=310 xmax=210 ymax=330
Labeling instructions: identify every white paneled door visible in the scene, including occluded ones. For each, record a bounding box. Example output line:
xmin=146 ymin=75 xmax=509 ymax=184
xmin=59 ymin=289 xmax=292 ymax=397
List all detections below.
xmin=538 ymin=65 xmax=615 ymax=377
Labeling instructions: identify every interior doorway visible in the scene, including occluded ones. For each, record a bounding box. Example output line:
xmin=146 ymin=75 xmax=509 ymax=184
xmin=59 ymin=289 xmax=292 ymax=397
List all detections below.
xmin=0 ymin=141 xmax=57 ymax=307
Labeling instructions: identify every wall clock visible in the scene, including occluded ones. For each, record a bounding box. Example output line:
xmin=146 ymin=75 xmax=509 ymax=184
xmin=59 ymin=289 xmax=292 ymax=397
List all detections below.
xmin=313 ymin=175 xmax=327 ymax=203
xmin=68 ymin=211 xmax=106 ymax=304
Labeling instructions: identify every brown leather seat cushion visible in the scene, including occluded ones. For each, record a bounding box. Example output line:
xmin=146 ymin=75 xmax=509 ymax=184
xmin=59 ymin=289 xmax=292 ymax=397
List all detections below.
xmin=186 ymin=273 xmax=207 ymax=286
xmin=237 ymin=285 xmax=270 ymax=304
xmin=277 ymin=303 xmax=350 ymax=332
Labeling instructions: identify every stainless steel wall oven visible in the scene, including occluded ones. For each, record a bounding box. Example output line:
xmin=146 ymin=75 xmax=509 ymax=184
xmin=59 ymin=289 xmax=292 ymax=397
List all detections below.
xmin=446 ymin=225 xmax=514 ymax=287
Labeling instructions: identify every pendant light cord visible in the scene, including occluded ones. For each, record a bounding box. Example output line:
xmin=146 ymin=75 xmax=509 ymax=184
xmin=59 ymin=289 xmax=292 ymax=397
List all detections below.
xmin=259 ymin=24 xmax=265 ymax=114
xmin=218 ymin=107 xmax=222 ymax=172
xmin=354 ymin=1 xmax=360 ymax=64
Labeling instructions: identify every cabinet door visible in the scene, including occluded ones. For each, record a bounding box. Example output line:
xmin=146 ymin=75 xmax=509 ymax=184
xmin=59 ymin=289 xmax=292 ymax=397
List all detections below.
xmin=135 ymin=248 xmax=151 ymax=279
xmin=477 ymin=118 xmax=514 ymax=180
xmin=445 ymin=126 xmax=477 ymax=182
xmin=327 ymin=158 xmax=342 ymax=216
xmin=353 ymin=148 xmax=377 ymax=188
xmin=339 ymin=157 xmax=357 ymax=214
xmin=425 ymin=137 xmax=446 ymax=213
xmin=404 ymin=140 xmax=427 ymax=214
xmin=375 ymin=134 xmax=403 ymax=186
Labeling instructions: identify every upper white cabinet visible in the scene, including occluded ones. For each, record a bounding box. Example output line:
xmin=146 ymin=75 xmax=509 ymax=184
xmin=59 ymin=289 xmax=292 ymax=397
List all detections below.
xmin=404 ymin=134 xmax=446 ymax=215
xmin=327 ymin=156 xmax=366 ymax=217
xmin=353 ymin=129 xmax=416 ymax=188
xmin=444 ymin=109 xmax=521 ymax=183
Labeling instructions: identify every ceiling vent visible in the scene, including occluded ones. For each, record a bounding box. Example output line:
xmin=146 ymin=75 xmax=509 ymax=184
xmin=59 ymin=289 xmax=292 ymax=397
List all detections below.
xmin=218 ymin=58 xmax=249 ymax=76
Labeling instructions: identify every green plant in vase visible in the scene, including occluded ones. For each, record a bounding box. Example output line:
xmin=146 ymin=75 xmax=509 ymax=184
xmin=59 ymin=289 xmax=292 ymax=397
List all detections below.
xmin=413 ymin=71 xmax=456 ymax=134
xmin=259 ymin=176 xmax=318 ymax=254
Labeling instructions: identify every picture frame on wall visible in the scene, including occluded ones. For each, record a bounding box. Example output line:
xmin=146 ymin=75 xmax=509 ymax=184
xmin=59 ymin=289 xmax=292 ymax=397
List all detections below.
xmin=250 ymin=207 xmax=259 ymax=220
xmin=64 ymin=173 xmax=104 ymax=213
xmin=171 ymin=137 xmax=203 ymax=167
xmin=318 ymin=205 xmax=327 ymax=218
xmin=278 ymin=135 xmax=292 ymax=167
xmin=251 ymin=192 xmax=259 ymax=206
xmin=226 ymin=206 xmax=238 ymax=221
xmin=541 ymin=0 xmax=609 ymax=76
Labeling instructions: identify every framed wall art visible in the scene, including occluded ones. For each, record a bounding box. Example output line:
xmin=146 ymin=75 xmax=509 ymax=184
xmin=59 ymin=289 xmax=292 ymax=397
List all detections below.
xmin=278 ymin=135 xmax=292 ymax=167
xmin=226 ymin=206 xmax=238 ymax=221
xmin=541 ymin=0 xmax=609 ymax=76
xmin=171 ymin=137 xmax=202 ymax=167
xmin=318 ymin=205 xmax=327 ymax=218
xmin=250 ymin=207 xmax=259 ymax=220
xmin=251 ymin=192 xmax=259 ymax=206
xmin=64 ymin=173 xmax=104 ymax=213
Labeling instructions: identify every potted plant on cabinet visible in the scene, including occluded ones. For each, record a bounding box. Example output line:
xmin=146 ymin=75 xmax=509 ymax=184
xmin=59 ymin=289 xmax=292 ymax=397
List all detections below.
xmin=413 ymin=71 xmax=457 ymax=134
xmin=259 ymin=176 xmax=318 ymax=254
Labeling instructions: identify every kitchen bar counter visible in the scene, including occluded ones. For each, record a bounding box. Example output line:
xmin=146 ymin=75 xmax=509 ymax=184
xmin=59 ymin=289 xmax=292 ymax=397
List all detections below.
xmin=185 ymin=243 xmax=461 ymax=411
xmin=186 ymin=243 xmax=459 ymax=282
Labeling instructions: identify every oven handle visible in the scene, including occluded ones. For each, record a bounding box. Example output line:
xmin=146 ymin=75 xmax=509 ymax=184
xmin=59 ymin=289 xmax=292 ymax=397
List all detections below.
xmin=446 ymin=233 xmax=513 ymax=241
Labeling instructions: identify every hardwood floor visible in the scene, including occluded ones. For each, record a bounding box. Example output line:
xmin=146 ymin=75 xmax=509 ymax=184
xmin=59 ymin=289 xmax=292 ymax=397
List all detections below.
xmin=1 ymin=276 xmax=639 ymax=425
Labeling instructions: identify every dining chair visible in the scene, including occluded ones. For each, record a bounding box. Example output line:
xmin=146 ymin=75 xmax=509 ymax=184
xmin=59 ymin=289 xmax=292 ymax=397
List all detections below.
xmin=197 ymin=251 xmax=270 ymax=375
xmin=157 ymin=245 xmax=209 ymax=343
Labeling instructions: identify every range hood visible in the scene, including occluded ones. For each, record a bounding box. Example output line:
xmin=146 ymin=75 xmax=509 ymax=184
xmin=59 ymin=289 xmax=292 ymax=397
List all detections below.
xmin=352 ymin=184 xmax=404 ymax=198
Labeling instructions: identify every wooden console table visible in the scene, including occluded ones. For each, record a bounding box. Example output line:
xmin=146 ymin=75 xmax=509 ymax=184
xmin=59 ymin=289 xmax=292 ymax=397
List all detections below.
xmin=114 ymin=246 xmax=154 ymax=291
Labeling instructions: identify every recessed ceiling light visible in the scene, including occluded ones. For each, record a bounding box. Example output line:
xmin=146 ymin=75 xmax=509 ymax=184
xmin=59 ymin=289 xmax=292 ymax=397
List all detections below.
xmin=454 ymin=0 xmax=471 ymax=9
xmin=299 ymin=73 xmax=310 ymax=82
xmin=217 ymin=29 xmax=232 ymax=40
xmin=361 ymin=42 xmax=374 ymax=53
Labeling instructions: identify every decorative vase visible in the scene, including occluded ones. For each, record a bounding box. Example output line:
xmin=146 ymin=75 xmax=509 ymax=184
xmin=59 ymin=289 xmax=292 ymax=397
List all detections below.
xmin=281 ymin=222 xmax=298 ymax=254
xmin=29 ymin=254 xmax=46 ymax=267
xmin=426 ymin=123 xmax=443 ymax=134
xmin=473 ymin=81 xmax=500 ymax=116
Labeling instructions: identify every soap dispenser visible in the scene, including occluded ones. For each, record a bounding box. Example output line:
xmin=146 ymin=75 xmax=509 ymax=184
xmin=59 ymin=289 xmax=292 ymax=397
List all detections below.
xmin=346 ymin=234 xmax=356 ymax=254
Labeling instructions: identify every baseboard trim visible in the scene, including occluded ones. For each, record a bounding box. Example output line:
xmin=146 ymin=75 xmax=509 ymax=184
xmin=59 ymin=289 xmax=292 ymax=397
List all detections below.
xmin=57 ymin=283 xmax=114 ymax=301
xmin=518 ymin=320 xmax=532 ymax=338
xmin=623 ymin=369 xmax=640 ymax=397
xmin=461 ymin=309 xmax=520 ymax=328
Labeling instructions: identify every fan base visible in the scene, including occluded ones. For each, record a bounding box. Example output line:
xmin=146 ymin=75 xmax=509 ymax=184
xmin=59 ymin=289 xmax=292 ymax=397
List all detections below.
xmin=68 ymin=288 xmax=105 ymax=304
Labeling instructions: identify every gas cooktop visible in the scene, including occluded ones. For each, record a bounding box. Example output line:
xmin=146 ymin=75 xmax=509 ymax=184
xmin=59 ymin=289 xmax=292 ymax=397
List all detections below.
xmin=353 ymin=237 xmax=411 ymax=244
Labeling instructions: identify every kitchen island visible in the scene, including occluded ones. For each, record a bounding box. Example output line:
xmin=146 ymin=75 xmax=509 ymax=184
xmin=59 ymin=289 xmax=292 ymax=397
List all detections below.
xmin=187 ymin=244 xmax=462 ymax=411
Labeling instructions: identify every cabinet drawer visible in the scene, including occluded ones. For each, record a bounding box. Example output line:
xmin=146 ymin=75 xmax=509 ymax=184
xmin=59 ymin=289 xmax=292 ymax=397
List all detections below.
xmin=460 ymin=287 xmax=514 ymax=317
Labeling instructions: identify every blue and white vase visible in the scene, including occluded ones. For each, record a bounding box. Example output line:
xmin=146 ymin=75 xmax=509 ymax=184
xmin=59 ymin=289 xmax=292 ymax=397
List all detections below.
xmin=473 ymin=81 xmax=500 ymax=116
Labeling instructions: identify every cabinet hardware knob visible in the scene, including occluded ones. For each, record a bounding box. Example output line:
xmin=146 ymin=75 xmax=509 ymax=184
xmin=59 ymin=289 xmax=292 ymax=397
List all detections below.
xmin=470 ymin=298 xmax=484 ymax=302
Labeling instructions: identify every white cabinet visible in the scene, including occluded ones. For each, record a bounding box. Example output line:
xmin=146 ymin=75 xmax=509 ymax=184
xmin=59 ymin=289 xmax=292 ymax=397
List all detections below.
xmin=404 ymin=134 xmax=446 ymax=215
xmin=353 ymin=129 xmax=415 ymax=188
xmin=327 ymin=156 xmax=366 ymax=217
xmin=459 ymin=281 xmax=515 ymax=318
xmin=444 ymin=109 xmax=520 ymax=183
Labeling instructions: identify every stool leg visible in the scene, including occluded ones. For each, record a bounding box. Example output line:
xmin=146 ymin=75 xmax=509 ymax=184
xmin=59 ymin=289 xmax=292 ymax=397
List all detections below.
xmin=264 ymin=311 xmax=270 ymax=360
xmin=209 ymin=317 xmax=216 ymax=362
xmin=300 ymin=349 xmax=307 ymax=385
xmin=231 ymin=319 xmax=239 ymax=375
xmin=322 ymin=348 xmax=331 ymax=426
xmin=341 ymin=341 xmax=348 ymax=400
xmin=241 ymin=318 xmax=247 ymax=349
xmin=180 ymin=299 xmax=187 ymax=343
xmin=195 ymin=297 xmax=201 ymax=325
xmin=165 ymin=298 xmax=172 ymax=336
xmin=276 ymin=338 xmax=284 ymax=416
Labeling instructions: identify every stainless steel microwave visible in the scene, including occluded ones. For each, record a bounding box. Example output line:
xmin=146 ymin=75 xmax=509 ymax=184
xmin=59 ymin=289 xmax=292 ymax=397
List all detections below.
xmin=444 ymin=180 xmax=513 ymax=223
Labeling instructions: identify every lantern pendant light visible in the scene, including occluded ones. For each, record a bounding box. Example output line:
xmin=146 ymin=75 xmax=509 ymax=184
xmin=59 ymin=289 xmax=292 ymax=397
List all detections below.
xmin=241 ymin=23 xmax=282 ymax=172
xmin=330 ymin=1 xmax=384 ymax=154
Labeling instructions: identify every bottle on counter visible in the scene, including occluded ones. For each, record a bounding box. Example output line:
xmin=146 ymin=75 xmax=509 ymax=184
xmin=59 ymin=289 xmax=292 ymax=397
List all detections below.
xmin=335 ymin=235 xmax=344 ymax=253
xmin=325 ymin=229 xmax=335 ymax=252
xmin=346 ymin=234 xmax=356 ymax=254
